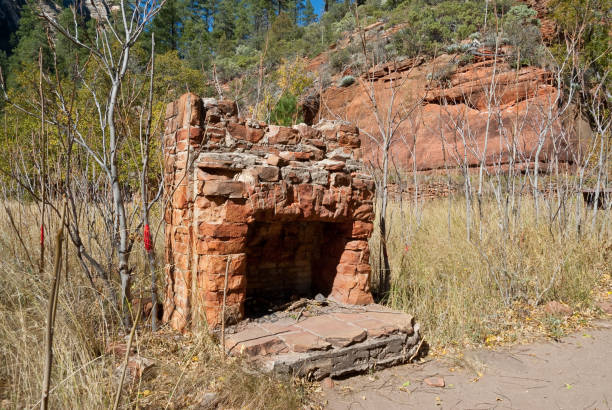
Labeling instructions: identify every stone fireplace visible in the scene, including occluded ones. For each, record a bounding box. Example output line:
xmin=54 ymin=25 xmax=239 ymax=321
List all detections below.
xmin=162 ymin=93 xmax=375 ymax=331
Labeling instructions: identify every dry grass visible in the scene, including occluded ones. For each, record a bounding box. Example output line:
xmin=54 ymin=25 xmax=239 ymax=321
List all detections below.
xmin=371 ymin=195 xmax=612 ymax=349
xmin=0 ymin=202 xmax=308 ymax=409
xmin=2 ymin=191 xmax=610 ymax=407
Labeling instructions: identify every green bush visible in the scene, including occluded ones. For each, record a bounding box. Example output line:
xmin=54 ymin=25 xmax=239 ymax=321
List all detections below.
xmin=270 ymin=93 xmax=301 ymax=126
xmin=391 ymin=0 xmax=487 ymax=57
xmin=502 ymin=5 xmax=545 ymax=67
xmin=329 ymin=47 xmax=352 ymax=72
xmin=339 ymin=75 xmax=356 ymax=87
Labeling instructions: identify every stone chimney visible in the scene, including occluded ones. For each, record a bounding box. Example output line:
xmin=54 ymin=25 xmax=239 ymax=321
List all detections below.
xmin=162 ymin=93 xmax=375 ymax=332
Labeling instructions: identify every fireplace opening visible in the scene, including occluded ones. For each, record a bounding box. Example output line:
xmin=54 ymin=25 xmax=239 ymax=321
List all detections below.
xmin=244 ymin=220 xmax=348 ymax=318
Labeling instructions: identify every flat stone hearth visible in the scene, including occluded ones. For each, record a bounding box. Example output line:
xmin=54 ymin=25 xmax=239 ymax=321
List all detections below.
xmin=223 ymin=301 xmax=420 ymax=379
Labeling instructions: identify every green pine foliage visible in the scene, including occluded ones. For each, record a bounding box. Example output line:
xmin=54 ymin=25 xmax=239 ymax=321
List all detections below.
xmin=270 ymin=92 xmax=301 ymax=125
xmin=302 ymin=0 xmax=317 ymax=25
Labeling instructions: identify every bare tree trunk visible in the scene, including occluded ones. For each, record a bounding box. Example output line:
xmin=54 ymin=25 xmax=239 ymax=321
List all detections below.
xmin=379 ymin=146 xmax=392 ymax=295
xmin=107 ymin=45 xmax=134 ymax=328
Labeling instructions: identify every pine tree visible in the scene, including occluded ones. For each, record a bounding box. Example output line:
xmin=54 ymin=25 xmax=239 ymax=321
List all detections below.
xmin=151 ymin=0 xmax=184 ymax=53
xmin=234 ymin=0 xmax=253 ymax=41
xmin=302 ymin=0 xmax=317 ymax=25
xmin=181 ymin=0 xmax=214 ymax=68
xmin=213 ymin=0 xmax=238 ymax=42
xmin=182 ymin=13 xmax=212 ymax=69
xmin=7 ymin=3 xmax=52 ymax=79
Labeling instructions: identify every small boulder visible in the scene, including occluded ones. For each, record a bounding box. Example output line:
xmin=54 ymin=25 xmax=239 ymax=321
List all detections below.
xmin=424 ymin=377 xmax=445 ymax=388
xmin=322 ymin=377 xmax=335 ymax=389
xmin=543 ymin=301 xmax=572 ymax=317
xmin=597 ymin=299 xmax=612 ymax=315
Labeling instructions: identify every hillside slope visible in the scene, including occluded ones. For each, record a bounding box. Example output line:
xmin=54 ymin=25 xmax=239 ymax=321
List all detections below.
xmin=306 ymin=18 xmax=591 ymax=172
xmin=316 ymin=52 xmax=589 ymax=171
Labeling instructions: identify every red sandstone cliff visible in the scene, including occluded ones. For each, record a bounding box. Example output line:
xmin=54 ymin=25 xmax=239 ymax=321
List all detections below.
xmin=316 ymin=52 xmax=588 ymax=172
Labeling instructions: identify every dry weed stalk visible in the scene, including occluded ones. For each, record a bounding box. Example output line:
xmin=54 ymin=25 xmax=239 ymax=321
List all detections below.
xmin=112 ymin=308 xmax=141 ymax=410
xmin=40 ymin=200 xmax=67 ymax=410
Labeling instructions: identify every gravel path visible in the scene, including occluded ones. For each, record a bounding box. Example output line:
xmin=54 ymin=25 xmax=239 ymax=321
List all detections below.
xmin=322 ymin=321 xmax=612 ymax=409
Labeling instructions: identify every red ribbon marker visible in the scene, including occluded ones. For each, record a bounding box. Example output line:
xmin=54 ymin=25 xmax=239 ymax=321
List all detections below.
xmin=40 ymin=224 xmax=44 ymax=245
xmin=144 ymin=224 xmax=152 ymax=252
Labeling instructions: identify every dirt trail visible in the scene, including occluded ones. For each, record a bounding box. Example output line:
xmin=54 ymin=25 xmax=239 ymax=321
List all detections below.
xmin=322 ymin=321 xmax=612 ymax=409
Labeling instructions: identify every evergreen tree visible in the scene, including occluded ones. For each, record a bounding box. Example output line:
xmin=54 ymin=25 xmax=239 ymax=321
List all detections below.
xmin=181 ymin=0 xmax=214 ymax=68
xmin=213 ymin=0 xmax=238 ymax=42
xmin=6 ymin=5 xmax=88 ymax=86
xmin=234 ymin=0 xmax=253 ymax=41
xmin=181 ymin=13 xmax=213 ymax=69
xmin=302 ymin=0 xmax=317 ymax=25
xmin=7 ymin=3 xmax=52 ymax=81
xmin=151 ymin=0 xmax=184 ymax=53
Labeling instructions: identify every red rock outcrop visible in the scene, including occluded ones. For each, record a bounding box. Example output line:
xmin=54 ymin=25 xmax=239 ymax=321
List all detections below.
xmin=318 ymin=53 xmax=579 ymax=171
xmin=163 ymin=93 xmax=375 ymax=332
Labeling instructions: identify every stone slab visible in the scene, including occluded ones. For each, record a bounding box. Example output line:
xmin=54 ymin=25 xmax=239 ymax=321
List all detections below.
xmin=279 ymin=331 xmax=332 ymax=353
xmin=348 ymin=317 xmax=399 ymax=338
xmin=224 ymin=306 xmax=421 ymax=380
xmin=364 ymin=311 xmax=415 ymax=335
xmin=262 ymin=329 xmax=420 ymax=380
xmin=225 ymin=327 xmax=288 ymax=357
xmin=296 ymin=315 xmax=366 ymax=347
xmin=257 ymin=318 xmax=302 ymax=335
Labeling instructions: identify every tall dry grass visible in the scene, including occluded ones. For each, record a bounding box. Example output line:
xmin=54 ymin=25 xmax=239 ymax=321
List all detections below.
xmin=0 ymin=201 xmax=307 ymax=409
xmin=0 ymin=203 xmax=114 ymax=407
xmin=371 ymin=195 xmax=612 ymax=348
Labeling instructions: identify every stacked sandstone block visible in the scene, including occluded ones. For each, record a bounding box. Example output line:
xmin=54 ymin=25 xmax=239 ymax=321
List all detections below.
xmin=162 ymin=93 xmax=376 ymax=332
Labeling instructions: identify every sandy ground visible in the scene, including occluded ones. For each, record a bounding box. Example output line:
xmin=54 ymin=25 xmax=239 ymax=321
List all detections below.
xmin=321 ymin=321 xmax=612 ymax=410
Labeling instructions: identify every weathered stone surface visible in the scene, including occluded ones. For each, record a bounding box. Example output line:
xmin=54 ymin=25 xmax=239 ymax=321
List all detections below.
xmin=225 ymin=327 xmax=287 ymax=357
xmin=217 ymin=99 xmax=238 ymax=117
xmin=202 ymin=180 xmax=245 ymax=198
xmin=198 ymin=222 xmax=248 ymax=238
xmin=227 ymin=122 xmax=265 ymax=143
xmin=424 ymin=377 xmax=445 ymax=388
xmin=354 ymin=318 xmax=398 ymax=338
xmin=297 ymin=316 xmax=367 ymax=347
xmin=198 ymin=152 xmax=246 ymax=170
xmin=365 ymin=311 xmax=414 ymax=335
xmin=318 ymin=159 xmax=346 ymax=171
xmin=266 ymin=154 xmax=282 ymax=166
xmin=311 ymin=169 xmax=329 ymax=185
xmin=225 ymin=306 xmax=420 ymax=380
xmin=280 ymin=331 xmax=332 ymax=353
xmin=331 ymin=172 xmax=351 ymax=187
xmin=326 ymin=148 xmax=353 ymax=161
xmin=258 ymin=319 xmax=301 ymax=334
xmin=322 ymin=377 xmax=335 ymax=389
xmin=177 ymin=92 xmax=203 ymax=128
xmin=319 ymin=52 xmax=581 ymax=172
xmin=249 ymin=165 xmax=280 ymax=182
xmin=267 ymin=125 xmax=300 ymax=145
xmin=163 ymin=93 xmax=376 ymax=332
xmin=281 ymin=167 xmax=311 ymax=184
